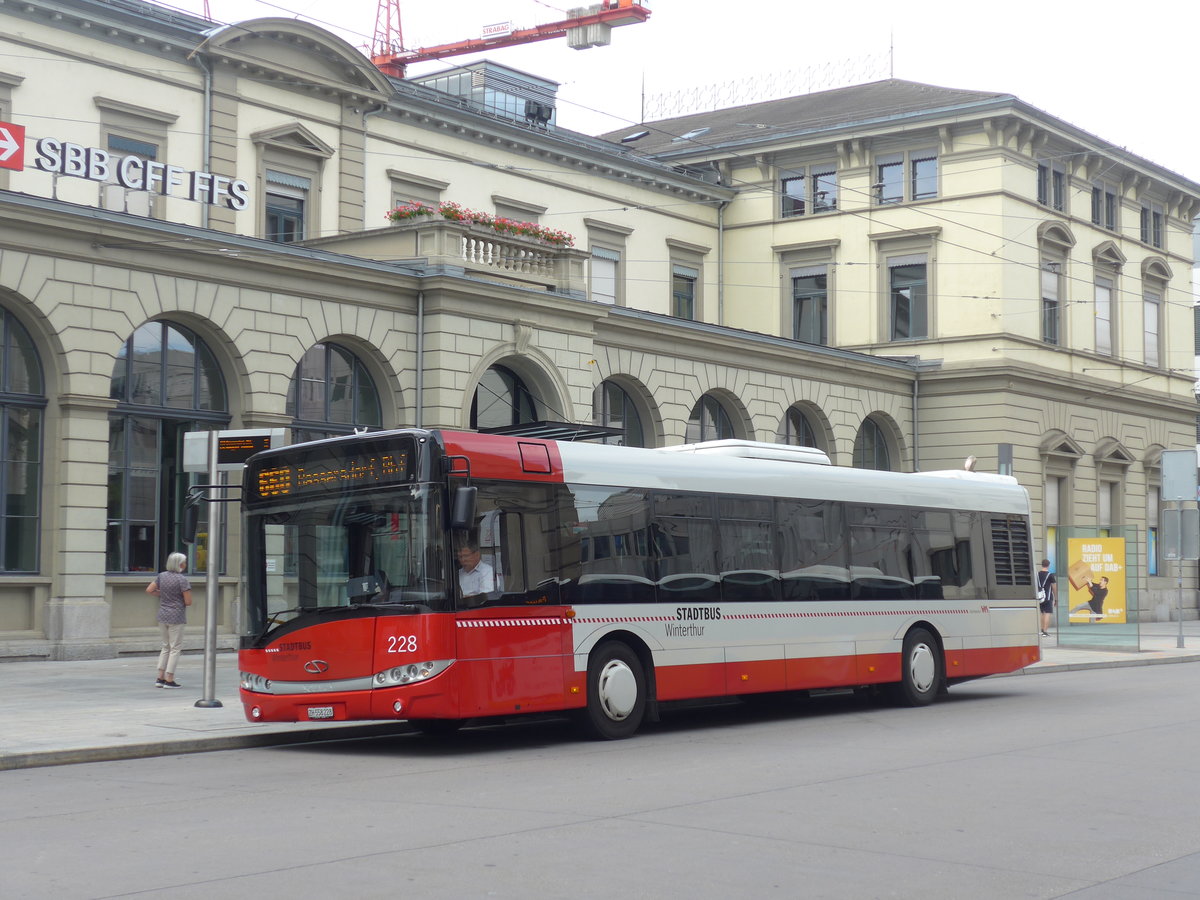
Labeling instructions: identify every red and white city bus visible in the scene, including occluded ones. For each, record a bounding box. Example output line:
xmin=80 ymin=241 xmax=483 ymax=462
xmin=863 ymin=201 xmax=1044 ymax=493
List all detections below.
xmin=238 ymin=429 xmax=1039 ymax=739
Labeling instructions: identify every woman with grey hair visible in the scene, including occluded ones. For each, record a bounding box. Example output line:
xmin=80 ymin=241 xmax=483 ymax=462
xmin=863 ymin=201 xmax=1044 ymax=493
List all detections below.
xmin=146 ymin=551 xmax=192 ymax=688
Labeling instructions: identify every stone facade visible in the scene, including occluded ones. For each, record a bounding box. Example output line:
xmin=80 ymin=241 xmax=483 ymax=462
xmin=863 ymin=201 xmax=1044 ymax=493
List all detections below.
xmin=0 ymin=1 xmax=1196 ymax=658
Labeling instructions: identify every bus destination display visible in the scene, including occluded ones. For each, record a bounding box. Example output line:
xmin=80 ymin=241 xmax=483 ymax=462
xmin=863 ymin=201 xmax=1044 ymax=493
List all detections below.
xmin=251 ymin=450 xmax=409 ymax=501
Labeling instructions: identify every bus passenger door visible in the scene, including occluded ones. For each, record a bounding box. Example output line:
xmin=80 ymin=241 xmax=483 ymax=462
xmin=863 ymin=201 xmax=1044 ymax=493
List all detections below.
xmin=454 ymin=503 xmax=572 ymax=716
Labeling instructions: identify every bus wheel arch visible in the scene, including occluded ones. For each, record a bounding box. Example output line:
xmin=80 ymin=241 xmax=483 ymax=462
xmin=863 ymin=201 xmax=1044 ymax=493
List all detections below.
xmin=892 ymin=624 xmax=944 ymax=707
xmin=579 ymin=633 xmax=654 ymax=740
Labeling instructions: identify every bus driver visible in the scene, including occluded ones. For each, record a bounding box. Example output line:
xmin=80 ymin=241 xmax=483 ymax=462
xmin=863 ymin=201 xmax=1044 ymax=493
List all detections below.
xmin=457 ymin=540 xmax=496 ymax=602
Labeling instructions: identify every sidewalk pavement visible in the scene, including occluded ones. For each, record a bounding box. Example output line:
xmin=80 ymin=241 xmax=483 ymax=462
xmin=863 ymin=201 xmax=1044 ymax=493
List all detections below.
xmin=4 ymin=621 xmax=1200 ymax=771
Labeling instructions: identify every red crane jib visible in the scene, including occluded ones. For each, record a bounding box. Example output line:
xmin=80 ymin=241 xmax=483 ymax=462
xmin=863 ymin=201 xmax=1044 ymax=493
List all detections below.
xmin=371 ymin=0 xmax=650 ymax=77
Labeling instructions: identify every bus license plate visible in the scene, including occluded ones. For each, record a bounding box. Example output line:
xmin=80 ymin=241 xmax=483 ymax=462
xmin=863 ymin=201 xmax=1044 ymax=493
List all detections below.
xmin=307 ymin=706 xmax=335 ymax=720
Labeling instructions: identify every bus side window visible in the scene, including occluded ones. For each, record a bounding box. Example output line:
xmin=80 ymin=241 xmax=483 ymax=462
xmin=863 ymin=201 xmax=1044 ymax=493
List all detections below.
xmin=478 ymin=508 xmax=507 ymax=592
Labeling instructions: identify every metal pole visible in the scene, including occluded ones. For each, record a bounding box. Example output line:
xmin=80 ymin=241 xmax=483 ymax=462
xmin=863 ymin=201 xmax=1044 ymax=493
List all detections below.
xmin=196 ymin=430 xmax=223 ymax=708
xmin=1179 ymin=558 xmax=1186 ymax=650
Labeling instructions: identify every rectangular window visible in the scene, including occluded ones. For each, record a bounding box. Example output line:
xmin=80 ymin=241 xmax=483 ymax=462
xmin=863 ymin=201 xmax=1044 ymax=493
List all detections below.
xmin=813 ymin=166 xmax=838 ymax=212
xmin=265 ymin=169 xmax=310 ymax=243
xmin=848 ymin=505 xmax=915 ymax=599
xmin=1040 ymin=163 xmax=1069 ymax=210
xmin=653 ymin=492 xmax=718 ymax=603
xmin=1044 ymin=475 xmax=1063 ymax=574
xmin=1141 ymin=203 xmax=1164 ymax=248
xmin=889 ymin=255 xmax=928 ymax=341
xmin=1144 ymin=289 xmax=1161 ymax=367
xmin=876 ymin=154 xmax=903 ymax=204
xmin=495 ymin=200 xmax=542 ymax=224
xmin=387 ymin=170 xmax=447 ymax=210
xmin=1147 ymin=487 xmax=1160 ymax=576
xmin=672 ymin=265 xmax=697 ymax=320
xmin=777 ymin=498 xmax=848 ymax=601
xmin=791 ymin=265 xmax=828 ymax=345
xmin=876 ymin=150 xmax=937 ymax=204
xmin=265 ymin=195 xmax=305 ymax=243
xmin=590 ymin=247 xmax=619 ymax=305
xmin=1098 ymin=482 xmax=1120 ymax=530
xmin=911 ymin=152 xmax=938 ymax=200
xmin=1091 ymin=183 xmax=1118 ymax=231
xmin=102 ymin=133 xmax=159 ymax=217
xmin=1045 ymin=476 xmax=1062 ymax=527
xmin=780 ymin=164 xmax=837 ymax=217
xmin=1041 ymin=264 xmax=1060 ymax=345
xmin=1095 ymin=275 xmax=1113 ymax=355
xmin=781 ymin=172 xmax=806 ymax=217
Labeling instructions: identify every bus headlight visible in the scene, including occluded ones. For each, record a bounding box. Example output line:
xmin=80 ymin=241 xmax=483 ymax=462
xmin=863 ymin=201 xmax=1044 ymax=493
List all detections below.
xmin=372 ymin=659 xmax=452 ymax=687
xmin=240 ymin=672 xmax=272 ymax=693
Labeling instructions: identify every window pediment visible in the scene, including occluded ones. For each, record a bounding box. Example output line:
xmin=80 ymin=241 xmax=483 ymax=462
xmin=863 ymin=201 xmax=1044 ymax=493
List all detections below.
xmin=1141 ymin=256 xmax=1173 ymax=281
xmin=1095 ymin=439 xmax=1134 ymax=468
xmin=206 ymin=18 xmax=393 ymax=98
xmin=251 ymin=123 xmax=335 ymax=160
xmin=1037 ymin=221 xmax=1075 ymax=251
xmin=1040 ymin=430 xmax=1083 ymax=459
xmin=1092 ymin=240 xmax=1126 ymax=269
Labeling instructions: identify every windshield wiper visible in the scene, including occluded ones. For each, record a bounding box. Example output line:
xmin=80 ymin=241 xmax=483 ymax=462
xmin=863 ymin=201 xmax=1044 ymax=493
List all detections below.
xmin=350 ymin=600 xmax=420 ymax=613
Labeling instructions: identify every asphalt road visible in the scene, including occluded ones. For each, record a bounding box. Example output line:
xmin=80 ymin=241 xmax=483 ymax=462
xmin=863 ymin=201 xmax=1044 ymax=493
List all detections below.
xmin=4 ymin=663 xmax=1200 ymax=899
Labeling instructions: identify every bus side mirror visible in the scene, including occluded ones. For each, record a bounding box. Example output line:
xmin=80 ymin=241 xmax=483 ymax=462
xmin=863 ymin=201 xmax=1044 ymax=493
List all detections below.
xmin=450 ymin=485 xmax=477 ymax=530
xmin=182 ymin=497 xmax=200 ymax=545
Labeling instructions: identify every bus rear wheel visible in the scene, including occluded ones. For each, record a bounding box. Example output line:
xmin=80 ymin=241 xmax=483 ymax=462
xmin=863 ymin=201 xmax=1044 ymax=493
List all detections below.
xmin=581 ymin=641 xmax=646 ymax=740
xmin=892 ymin=627 xmax=942 ymax=707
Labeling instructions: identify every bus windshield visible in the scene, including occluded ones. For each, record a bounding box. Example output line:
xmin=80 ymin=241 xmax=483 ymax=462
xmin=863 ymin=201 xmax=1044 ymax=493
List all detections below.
xmin=242 ymin=484 xmax=449 ymax=638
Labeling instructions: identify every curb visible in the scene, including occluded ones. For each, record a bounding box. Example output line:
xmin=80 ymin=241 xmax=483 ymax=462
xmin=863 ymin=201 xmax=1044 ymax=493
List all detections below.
xmin=0 ymin=722 xmax=410 ymax=772
xmin=1012 ymin=654 xmax=1200 ymax=676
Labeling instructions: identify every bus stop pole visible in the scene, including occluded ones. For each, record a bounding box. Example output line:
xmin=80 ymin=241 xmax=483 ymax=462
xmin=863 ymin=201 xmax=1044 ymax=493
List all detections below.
xmin=1179 ymin=560 xmax=1185 ymax=649
xmin=196 ymin=430 xmax=224 ymax=708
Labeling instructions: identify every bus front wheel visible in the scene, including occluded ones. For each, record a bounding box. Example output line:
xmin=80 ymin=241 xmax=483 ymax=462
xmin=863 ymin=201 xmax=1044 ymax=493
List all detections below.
xmin=581 ymin=641 xmax=646 ymax=740
xmin=892 ymin=627 xmax=942 ymax=707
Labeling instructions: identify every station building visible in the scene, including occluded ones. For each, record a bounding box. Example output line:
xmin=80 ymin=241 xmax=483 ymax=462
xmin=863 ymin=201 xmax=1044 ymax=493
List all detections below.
xmin=0 ymin=0 xmax=1196 ymax=659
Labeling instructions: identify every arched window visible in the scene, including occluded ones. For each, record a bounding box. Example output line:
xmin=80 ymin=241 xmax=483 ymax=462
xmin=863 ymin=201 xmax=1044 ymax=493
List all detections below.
xmin=782 ymin=406 xmax=819 ymax=448
xmin=593 ymin=380 xmax=646 ymax=447
xmin=686 ymin=394 xmax=735 ymax=443
xmin=0 ymin=309 xmax=44 ymax=572
xmin=286 ymin=343 xmax=381 ymax=443
xmin=107 ymin=321 xmax=227 ymax=573
xmin=471 ymin=364 xmax=538 ymax=430
xmin=853 ymin=417 xmax=892 ymax=470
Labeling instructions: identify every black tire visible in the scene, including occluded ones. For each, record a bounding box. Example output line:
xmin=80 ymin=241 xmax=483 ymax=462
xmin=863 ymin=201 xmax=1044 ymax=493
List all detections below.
xmin=407 ymin=718 xmax=464 ymax=736
xmin=580 ymin=641 xmax=647 ymax=740
xmin=892 ymin=627 xmax=942 ymax=707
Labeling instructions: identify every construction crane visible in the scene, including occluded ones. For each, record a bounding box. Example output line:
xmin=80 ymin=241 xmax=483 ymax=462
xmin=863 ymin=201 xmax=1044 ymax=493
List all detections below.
xmin=370 ymin=0 xmax=651 ymax=79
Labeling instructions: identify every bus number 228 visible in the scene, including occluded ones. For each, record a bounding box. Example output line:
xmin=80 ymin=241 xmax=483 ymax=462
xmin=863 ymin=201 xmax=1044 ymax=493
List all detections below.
xmin=387 ymin=635 xmax=418 ymax=653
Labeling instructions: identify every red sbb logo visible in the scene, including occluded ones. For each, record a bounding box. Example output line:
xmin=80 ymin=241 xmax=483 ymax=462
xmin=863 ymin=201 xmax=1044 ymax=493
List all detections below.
xmin=0 ymin=121 xmax=25 ymax=171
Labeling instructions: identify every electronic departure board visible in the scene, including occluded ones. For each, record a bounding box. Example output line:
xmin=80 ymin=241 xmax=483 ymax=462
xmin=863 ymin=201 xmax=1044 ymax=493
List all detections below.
xmin=246 ymin=439 xmax=413 ymax=503
xmin=217 ymin=433 xmax=273 ymax=466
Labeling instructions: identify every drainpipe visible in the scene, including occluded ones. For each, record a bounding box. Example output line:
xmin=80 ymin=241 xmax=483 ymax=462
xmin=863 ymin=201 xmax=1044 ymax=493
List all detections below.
xmin=363 ymin=103 xmax=387 ymax=126
xmin=190 ymin=53 xmax=213 ymax=230
xmin=415 ymin=290 xmax=424 ymax=427
xmin=912 ymin=371 xmax=920 ymax=472
xmin=910 ymin=358 xmax=943 ymax=472
xmin=717 ymin=198 xmax=730 ymax=324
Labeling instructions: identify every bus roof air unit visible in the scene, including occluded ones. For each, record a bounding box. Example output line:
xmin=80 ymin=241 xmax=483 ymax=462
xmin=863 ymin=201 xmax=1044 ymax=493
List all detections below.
xmin=661 ymin=439 xmax=831 ymax=466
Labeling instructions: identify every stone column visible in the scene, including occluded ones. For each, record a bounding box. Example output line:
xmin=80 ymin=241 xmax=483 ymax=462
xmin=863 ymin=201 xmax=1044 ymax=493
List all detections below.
xmin=45 ymin=395 xmax=118 ymax=660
